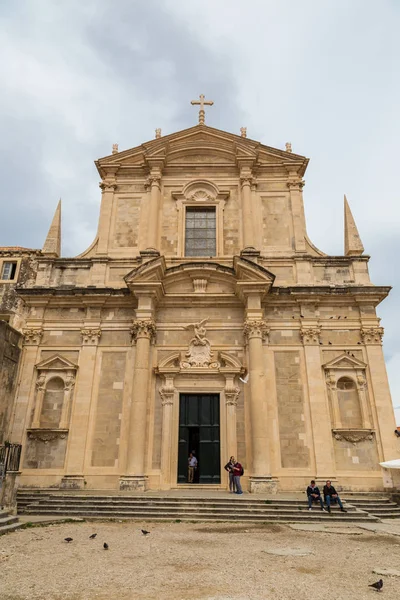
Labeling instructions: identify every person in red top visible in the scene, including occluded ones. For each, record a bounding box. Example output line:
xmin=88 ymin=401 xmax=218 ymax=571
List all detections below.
xmin=232 ymin=461 xmax=243 ymax=495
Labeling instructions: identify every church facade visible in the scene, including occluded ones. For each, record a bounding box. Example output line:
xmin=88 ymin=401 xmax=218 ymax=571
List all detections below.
xmin=8 ymin=110 xmax=398 ymax=493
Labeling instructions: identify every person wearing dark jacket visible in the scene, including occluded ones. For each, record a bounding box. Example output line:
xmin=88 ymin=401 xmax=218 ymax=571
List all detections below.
xmin=306 ymin=480 xmax=326 ymax=511
xmin=224 ymin=456 xmax=236 ymax=492
xmin=232 ymin=461 xmax=244 ymax=495
xmin=323 ymin=480 xmax=347 ymax=513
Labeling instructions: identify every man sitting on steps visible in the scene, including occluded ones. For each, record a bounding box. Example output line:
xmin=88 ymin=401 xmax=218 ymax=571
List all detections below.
xmin=323 ymin=480 xmax=347 ymax=513
xmin=306 ymin=480 xmax=326 ymax=511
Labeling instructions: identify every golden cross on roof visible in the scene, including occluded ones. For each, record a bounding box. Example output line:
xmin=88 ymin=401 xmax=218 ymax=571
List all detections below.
xmin=191 ymin=94 xmax=214 ymax=125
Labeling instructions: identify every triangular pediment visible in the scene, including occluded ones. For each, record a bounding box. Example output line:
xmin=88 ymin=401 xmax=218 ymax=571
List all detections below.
xmin=96 ymin=125 xmax=308 ymax=175
xmin=36 ymin=354 xmax=78 ymax=371
xmin=323 ymin=352 xmax=367 ymax=370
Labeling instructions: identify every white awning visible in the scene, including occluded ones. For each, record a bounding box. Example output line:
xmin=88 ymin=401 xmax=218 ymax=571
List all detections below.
xmin=379 ymin=459 xmax=400 ymax=469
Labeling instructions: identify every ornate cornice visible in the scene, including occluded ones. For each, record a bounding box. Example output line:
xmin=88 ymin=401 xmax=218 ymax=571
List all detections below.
xmin=243 ymin=319 xmax=269 ymax=342
xmin=333 ymin=429 xmax=374 ymax=445
xmin=23 ymin=328 xmax=43 ymax=346
xmin=360 ymin=327 xmax=384 ymax=344
xmin=81 ymin=328 xmax=102 ymax=345
xmin=130 ymin=320 xmax=156 ymax=344
xmin=300 ymin=326 xmax=321 ymax=345
xmin=27 ymin=429 xmax=69 ymax=444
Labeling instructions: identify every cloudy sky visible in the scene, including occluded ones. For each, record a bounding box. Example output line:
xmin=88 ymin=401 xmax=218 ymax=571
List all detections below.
xmin=1 ymin=1 xmax=399 ymax=420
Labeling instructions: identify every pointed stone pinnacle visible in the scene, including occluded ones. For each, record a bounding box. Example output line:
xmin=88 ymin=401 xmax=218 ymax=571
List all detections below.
xmin=344 ymin=195 xmax=364 ymax=256
xmin=42 ymin=199 xmax=62 ymax=257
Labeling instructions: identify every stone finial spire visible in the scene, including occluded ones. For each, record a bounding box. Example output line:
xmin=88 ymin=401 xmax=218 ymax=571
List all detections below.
xmin=112 ymin=143 xmax=119 ymax=154
xmin=155 ymin=128 xmax=161 ymax=139
xmin=42 ymin=199 xmax=61 ymax=257
xmin=344 ymin=195 xmax=364 ymax=256
xmin=285 ymin=142 xmax=292 ymax=152
xmin=240 ymin=127 xmax=247 ymax=138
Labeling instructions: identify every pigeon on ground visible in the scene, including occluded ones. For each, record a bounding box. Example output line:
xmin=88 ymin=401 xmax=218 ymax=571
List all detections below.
xmin=103 ymin=542 xmax=109 ymax=550
xmin=141 ymin=529 xmax=151 ymax=536
xmin=64 ymin=537 xmax=73 ymax=543
xmin=368 ymin=579 xmax=383 ymax=592
xmin=89 ymin=533 xmax=97 ymax=539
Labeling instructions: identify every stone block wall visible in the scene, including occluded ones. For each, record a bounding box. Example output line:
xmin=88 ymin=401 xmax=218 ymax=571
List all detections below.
xmin=0 ymin=321 xmax=22 ymax=444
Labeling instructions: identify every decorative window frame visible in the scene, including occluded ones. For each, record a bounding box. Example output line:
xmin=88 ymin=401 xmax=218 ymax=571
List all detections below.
xmin=172 ymin=180 xmax=230 ymax=258
xmin=0 ymin=258 xmax=21 ymax=282
xmin=322 ymin=352 xmax=372 ymax=431
xmin=30 ymin=354 xmax=78 ymax=432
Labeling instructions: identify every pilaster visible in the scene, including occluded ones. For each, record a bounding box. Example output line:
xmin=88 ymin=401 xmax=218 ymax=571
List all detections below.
xmin=287 ymin=176 xmax=306 ymax=252
xmin=97 ymin=177 xmax=117 ymax=255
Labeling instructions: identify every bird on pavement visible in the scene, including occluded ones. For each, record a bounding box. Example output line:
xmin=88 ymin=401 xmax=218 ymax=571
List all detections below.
xmin=141 ymin=529 xmax=151 ymax=536
xmin=369 ymin=579 xmax=383 ymax=592
xmin=89 ymin=533 xmax=97 ymax=539
xmin=103 ymin=542 xmax=109 ymax=550
xmin=64 ymin=537 xmax=73 ymax=543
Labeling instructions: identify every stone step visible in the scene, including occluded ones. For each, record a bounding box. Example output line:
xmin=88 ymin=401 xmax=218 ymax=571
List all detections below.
xmin=0 ymin=515 xmax=19 ymax=526
xmin=18 ymin=499 xmax=356 ymax=510
xmin=0 ymin=523 xmax=22 ymax=536
xmin=19 ymin=508 xmax=378 ymax=521
xmin=22 ymin=505 xmax=361 ymax=516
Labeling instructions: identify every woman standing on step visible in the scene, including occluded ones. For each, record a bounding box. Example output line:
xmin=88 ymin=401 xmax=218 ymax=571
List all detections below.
xmin=224 ymin=456 xmax=236 ymax=493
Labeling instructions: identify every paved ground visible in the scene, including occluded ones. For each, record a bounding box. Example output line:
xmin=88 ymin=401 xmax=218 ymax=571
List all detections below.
xmin=1 ymin=520 xmax=400 ymax=599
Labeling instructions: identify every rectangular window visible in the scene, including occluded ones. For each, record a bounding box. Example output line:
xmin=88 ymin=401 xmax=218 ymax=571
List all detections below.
xmin=185 ymin=207 xmax=216 ymax=257
xmin=1 ymin=262 xmax=18 ymax=281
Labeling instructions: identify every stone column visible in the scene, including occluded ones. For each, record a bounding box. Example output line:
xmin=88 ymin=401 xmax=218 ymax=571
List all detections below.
xmin=301 ymin=326 xmax=336 ymax=479
xmin=61 ymin=328 xmax=101 ymax=490
xmin=287 ymin=178 xmax=306 ymax=252
xmin=361 ymin=327 xmax=398 ymax=467
xmin=240 ymin=169 xmax=254 ymax=249
xmin=159 ymin=376 xmax=175 ymax=489
xmin=97 ymin=180 xmax=117 ymax=255
xmin=224 ymin=376 xmax=240 ymax=464
xmin=120 ymin=319 xmax=156 ymax=491
xmin=244 ymin=318 xmax=276 ymax=492
xmin=251 ymin=179 xmax=262 ymax=249
xmin=147 ymin=169 xmax=161 ymax=250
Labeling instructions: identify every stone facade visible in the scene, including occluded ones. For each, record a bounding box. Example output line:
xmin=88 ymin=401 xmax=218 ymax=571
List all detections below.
xmin=0 ymin=321 xmax=22 ymax=445
xmin=7 ymin=121 xmax=399 ymax=492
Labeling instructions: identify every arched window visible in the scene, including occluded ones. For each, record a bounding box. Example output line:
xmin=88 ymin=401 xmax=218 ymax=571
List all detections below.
xmin=337 ymin=377 xmax=362 ymax=428
xmin=40 ymin=377 xmax=64 ymax=428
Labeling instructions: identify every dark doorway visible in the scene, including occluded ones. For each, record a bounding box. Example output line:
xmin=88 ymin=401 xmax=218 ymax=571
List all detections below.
xmin=178 ymin=394 xmax=220 ymax=484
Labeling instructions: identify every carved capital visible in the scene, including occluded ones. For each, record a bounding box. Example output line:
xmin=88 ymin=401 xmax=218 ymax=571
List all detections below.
xmin=240 ymin=175 xmax=252 ymax=188
xmin=360 ymin=327 xmax=384 ymax=344
xmin=159 ymin=384 xmax=174 ymax=406
xmin=130 ymin=320 xmax=156 ymax=344
xmin=333 ymin=429 xmax=374 ymax=445
xmin=356 ymin=373 xmax=367 ymax=390
xmin=300 ymin=326 xmax=321 ymax=345
xmin=64 ymin=372 xmax=76 ymax=392
xmin=81 ymin=328 xmax=102 ymax=345
xmin=243 ymin=320 xmax=269 ymax=342
xmin=35 ymin=374 xmax=46 ymax=392
xmin=225 ymin=385 xmax=240 ymax=406
xmin=23 ymin=328 xmax=43 ymax=346
xmin=287 ymin=179 xmax=305 ymax=191
xmin=325 ymin=371 xmax=336 ymax=390
xmin=99 ymin=181 xmax=117 ymax=192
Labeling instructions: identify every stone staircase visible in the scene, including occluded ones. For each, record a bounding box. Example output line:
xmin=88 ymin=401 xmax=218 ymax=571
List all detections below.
xmin=17 ymin=490 xmax=384 ymax=523
xmin=342 ymin=495 xmax=400 ymax=519
xmin=0 ymin=510 xmax=21 ymax=536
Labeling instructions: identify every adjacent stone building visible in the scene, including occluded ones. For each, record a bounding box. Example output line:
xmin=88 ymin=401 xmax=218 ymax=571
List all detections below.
xmin=7 ymin=107 xmax=399 ymax=492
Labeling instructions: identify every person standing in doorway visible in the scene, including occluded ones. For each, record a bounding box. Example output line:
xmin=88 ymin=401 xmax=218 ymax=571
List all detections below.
xmin=188 ymin=452 xmax=198 ymax=483
xmin=224 ymin=456 xmax=236 ymax=493
xmin=232 ymin=460 xmax=244 ymax=495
